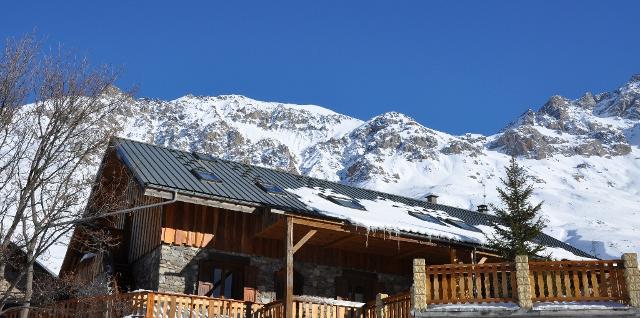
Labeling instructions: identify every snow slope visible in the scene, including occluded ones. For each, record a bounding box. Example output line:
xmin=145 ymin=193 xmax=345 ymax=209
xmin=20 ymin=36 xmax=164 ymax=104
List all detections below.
xmin=34 ymin=75 xmax=640 ymax=274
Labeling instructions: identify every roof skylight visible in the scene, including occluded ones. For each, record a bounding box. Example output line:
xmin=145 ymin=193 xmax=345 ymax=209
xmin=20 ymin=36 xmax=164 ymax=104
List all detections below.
xmin=321 ymin=194 xmax=367 ymax=211
xmin=257 ymin=182 xmax=286 ymax=195
xmin=441 ymin=218 xmax=483 ymax=233
xmin=192 ymin=169 xmax=223 ymax=183
xmin=408 ymin=211 xmax=482 ymax=233
xmin=408 ymin=211 xmax=448 ymax=227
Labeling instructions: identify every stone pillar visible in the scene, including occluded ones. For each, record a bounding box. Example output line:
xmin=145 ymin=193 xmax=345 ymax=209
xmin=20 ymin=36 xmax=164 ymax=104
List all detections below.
xmin=623 ymin=253 xmax=640 ymax=308
xmin=375 ymin=293 xmax=389 ymax=318
xmin=411 ymin=258 xmax=427 ymax=311
xmin=514 ymin=255 xmax=533 ymax=310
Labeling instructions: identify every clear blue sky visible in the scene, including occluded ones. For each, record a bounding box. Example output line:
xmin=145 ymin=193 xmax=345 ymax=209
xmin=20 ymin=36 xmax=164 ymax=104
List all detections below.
xmin=3 ymin=1 xmax=639 ymax=135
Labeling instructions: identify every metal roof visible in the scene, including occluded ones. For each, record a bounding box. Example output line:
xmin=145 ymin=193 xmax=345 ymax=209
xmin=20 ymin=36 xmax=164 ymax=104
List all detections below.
xmin=113 ymin=138 xmax=594 ymax=258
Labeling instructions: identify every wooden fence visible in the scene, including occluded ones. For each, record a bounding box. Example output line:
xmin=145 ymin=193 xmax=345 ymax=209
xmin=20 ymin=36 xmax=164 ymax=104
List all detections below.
xmin=379 ymin=293 xmax=410 ymax=318
xmin=254 ymin=297 xmax=365 ymax=318
xmin=528 ymin=260 xmax=628 ymax=303
xmin=2 ymin=291 xmax=260 ymax=318
xmin=423 ymin=262 xmax=517 ymax=304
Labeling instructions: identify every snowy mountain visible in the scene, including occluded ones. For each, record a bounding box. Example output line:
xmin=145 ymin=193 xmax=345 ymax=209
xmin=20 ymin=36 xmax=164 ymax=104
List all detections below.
xmin=41 ymin=74 xmax=640 ymax=273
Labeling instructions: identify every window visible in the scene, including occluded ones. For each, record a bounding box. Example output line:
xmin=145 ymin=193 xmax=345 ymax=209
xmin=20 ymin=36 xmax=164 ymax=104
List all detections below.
xmin=257 ymin=182 xmax=286 ymax=195
xmin=441 ymin=218 xmax=483 ymax=233
xmin=198 ymin=261 xmax=243 ymax=299
xmin=192 ymin=169 xmax=223 ymax=183
xmin=408 ymin=211 xmax=448 ymax=227
xmin=321 ymin=194 xmax=366 ymax=211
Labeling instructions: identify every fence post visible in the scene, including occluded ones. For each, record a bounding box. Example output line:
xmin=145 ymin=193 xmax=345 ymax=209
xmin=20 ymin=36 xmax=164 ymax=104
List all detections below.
xmin=623 ymin=253 xmax=640 ymax=308
xmin=514 ymin=255 xmax=533 ymax=310
xmin=411 ymin=258 xmax=427 ymax=311
xmin=375 ymin=293 xmax=388 ymax=318
xmin=145 ymin=292 xmax=155 ymax=318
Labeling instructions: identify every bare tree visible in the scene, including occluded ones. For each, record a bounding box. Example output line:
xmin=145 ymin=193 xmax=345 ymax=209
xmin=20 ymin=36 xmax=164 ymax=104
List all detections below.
xmin=0 ymin=34 xmax=133 ymax=316
xmin=0 ymin=34 xmax=39 ymax=282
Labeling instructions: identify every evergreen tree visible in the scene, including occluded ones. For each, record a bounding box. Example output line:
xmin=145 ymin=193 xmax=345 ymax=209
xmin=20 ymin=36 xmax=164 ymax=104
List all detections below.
xmin=487 ymin=156 xmax=547 ymax=260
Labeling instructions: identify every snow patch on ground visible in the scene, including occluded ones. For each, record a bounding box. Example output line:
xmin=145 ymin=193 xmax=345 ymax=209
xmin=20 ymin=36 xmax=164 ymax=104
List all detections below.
xmin=427 ymin=302 xmax=519 ymax=311
xmin=532 ymin=301 xmax=628 ymax=310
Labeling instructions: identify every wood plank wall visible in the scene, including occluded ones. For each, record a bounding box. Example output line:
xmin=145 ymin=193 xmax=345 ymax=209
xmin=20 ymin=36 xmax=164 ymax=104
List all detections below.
xmin=125 ymin=183 xmax=163 ymax=264
xmin=160 ymin=201 xmax=413 ymax=275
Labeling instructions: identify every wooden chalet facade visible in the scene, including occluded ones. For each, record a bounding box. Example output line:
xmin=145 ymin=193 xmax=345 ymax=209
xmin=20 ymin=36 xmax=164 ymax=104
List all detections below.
xmin=59 ymin=138 xmax=595 ymax=315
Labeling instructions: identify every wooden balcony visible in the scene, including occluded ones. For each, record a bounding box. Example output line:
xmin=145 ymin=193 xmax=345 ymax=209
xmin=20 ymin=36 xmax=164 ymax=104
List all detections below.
xmin=2 ymin=291 xmax=410 ymax=318
xmin=414 ymin=258 xmax=634 ymax=307
xmin=4 ymin=256 xmax=637 ymax=317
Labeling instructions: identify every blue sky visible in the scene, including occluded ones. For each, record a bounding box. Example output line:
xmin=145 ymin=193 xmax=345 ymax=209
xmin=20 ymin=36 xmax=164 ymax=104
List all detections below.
xmin=2 ymin=1 xmax=639 ymax=135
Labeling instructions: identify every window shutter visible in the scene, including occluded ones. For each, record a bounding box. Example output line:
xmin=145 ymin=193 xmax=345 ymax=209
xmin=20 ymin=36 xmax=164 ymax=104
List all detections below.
xmin=243 ymin=265 xmax=257 ymax=302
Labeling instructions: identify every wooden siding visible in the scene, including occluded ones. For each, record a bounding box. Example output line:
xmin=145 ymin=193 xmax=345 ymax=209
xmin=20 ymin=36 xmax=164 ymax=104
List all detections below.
xmin=157 ymin=200 xmax=441 ymax=275
xmin=125 ymin=183 xmax=163 ymax=263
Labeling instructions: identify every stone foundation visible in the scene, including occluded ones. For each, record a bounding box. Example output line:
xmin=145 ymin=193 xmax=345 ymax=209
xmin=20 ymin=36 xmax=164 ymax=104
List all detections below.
xmin=156 ymin=244 xmax=411 ymax=303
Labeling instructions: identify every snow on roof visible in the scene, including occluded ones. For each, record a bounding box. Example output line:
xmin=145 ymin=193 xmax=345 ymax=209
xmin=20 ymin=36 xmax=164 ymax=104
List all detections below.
xmin=286 ymin=186 xmax=593 ymax=261
xmin=288 ymin=186 xmax=490 ymax=245
xmin=114 ymin=138 xmax=595 ymax=260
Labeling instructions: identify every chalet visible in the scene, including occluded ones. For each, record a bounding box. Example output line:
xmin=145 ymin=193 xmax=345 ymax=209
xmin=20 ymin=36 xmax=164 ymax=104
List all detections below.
xmin=59 ymin=137 xmax=594 ymax=308
xmin=38 ymin=137 xmax=640 ymax=318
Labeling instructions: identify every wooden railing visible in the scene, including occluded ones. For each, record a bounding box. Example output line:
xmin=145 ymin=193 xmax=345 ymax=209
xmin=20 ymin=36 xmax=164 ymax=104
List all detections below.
xmin=254 ymin=297 xmax=365 ymax=318
xmin=2 ymin=292 xmax=148 ymax=318
xmin=424 ymin=262 xmax=517 ymax=304
xmin=145 ymin=291 xmax=260 ymax=318
xmin=363 ymin=300 xmax=376 ymax=318
xmin=380 ymin=293 xmax=410 ymax=318
xmin=528 ymin=260 xmax=628 ymax=304
xmin=3 ymin=291 xmax=260 ymax=318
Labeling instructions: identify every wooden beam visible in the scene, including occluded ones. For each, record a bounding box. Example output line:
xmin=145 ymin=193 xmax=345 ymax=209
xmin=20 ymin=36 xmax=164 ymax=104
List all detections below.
xmin=290 ymin=217 xmax=440 ymax=247
xmin=475 ymin=250 xmax=501 ymax=258
xmin=394 ymin=246 xmax=430 ymax=260
xmin=145 ymin=188 xmax=257 ymax=213
xmin=449 ymin=247 xmax=458 ymax=264
xmin=322 ymin=234 xmax=354 ymax=248
xmin=285 ymin=216 xmax=294 ymax=318
xmin=292 ymin=229 xmax=317 ymax=254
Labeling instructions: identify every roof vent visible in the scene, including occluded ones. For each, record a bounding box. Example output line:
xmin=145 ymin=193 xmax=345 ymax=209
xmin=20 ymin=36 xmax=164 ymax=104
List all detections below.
xmin=425 ymin=194 xmax=438 ymax=204
xmin=477 ymin=204 xmax=489 ymax=213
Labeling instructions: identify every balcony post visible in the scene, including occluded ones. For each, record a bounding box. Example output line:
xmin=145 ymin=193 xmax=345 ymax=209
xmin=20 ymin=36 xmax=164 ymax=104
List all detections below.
xmin=514 ymin=255 xmax=533 ymax=309
xmin=285 ymin=216 xmax=294 ymax=318
xmin=411 ymin=258 xmax=427 ymax=311
xmin=375 ymin=293 xmax=388 ymax=318
xmin=623 ymin=253 xmax=640 ymax=308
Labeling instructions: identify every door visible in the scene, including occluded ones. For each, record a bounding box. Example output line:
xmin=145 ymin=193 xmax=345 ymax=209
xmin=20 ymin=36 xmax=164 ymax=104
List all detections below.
xmin=198 ymin=260 xmax=244 ymax=299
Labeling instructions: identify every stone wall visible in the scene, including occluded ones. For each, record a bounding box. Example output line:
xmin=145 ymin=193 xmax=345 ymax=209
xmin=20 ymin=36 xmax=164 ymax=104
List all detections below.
xmin=156 ymin=244 xmax=411 ymax=303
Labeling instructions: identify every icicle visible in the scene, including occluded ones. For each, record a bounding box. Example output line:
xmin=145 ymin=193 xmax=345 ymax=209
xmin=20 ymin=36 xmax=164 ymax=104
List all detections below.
xmin=365 ymin=228 xmax=370 ymax=247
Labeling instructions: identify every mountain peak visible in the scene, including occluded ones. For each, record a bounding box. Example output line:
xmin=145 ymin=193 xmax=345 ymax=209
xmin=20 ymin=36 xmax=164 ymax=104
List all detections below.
xmin=630 ymin=74 xmax=640 ymax=83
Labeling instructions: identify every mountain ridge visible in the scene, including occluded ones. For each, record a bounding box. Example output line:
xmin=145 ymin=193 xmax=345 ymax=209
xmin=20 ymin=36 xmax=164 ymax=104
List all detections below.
xmin=38 ymin=74 xmax=640 ymax=273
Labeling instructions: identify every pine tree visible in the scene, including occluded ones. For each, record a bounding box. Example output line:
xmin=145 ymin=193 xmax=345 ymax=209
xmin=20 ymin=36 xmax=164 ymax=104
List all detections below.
xmin=487 ymin=156 xmax=547 ymax=260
